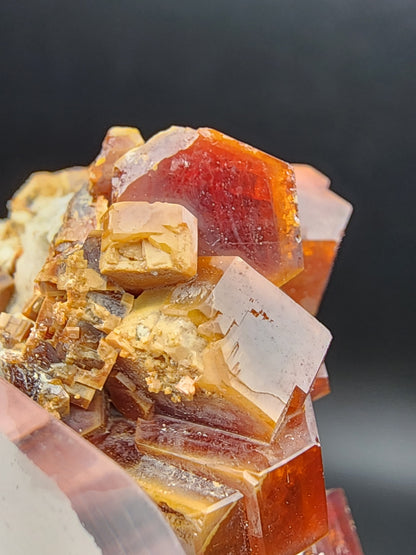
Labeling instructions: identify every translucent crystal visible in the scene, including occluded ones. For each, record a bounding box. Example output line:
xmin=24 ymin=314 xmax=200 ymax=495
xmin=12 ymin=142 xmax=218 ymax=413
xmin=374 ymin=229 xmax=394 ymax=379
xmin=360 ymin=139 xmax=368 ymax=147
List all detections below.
xmin=90 ymin=412 xmax=249 ymax=554
xmin=112 ymin=126 xmax=303 ymax=286
xmin=300 ymin=489 xmax=364 ymax=555
xmin=106 ymin=256 xmax=331 ymax=441
xmin=282 ymin=165 xmax=352 ymax=315
xmin=0 ymin=377 xmax=185 ymax=555
xmin=136 ymin=397 xmax=327 ymax=555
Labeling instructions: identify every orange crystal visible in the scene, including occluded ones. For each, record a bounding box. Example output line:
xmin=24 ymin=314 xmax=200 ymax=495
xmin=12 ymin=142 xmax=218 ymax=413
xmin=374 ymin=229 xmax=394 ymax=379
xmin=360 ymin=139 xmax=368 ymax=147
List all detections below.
xmin=89 ymin=411 xmax=250 ymax=554
xmin=100 ymin=201 xmax=198 ymax=293
xmin=136 ymin=397 xmax=327 ymax=555
xmin=112 ymin=126 xmax=303 ymax=286
xmin=302 ymin=489 xmax=364 ymax=555
xmin=282 ymin=165 xmax=352 ymax=315
xmin=105 ymin=256 xmax=331 ymax=441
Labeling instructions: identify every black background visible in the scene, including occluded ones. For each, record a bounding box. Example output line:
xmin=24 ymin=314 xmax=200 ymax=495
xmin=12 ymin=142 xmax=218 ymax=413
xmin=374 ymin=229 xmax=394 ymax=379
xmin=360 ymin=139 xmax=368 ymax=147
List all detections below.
xmin=1 ymin=2 xmax=415 ymax=553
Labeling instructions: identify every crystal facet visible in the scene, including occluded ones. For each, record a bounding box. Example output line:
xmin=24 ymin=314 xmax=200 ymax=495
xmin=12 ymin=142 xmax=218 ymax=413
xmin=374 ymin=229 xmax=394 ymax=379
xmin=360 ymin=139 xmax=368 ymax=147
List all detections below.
xmin=112 ymin=126 xmax=303 ymax=286
xmin=135 ymin=398 xmax=327 ymax=555
xmin=105 ymin=256 xmax=331 ymax=441
xmin=0 ymin=377 xmax=186 ymax=555
xmin=89 ymin=411 xmax=249 ymax=554
xmin=100 ymin=201 xmax=198 ymax=292
xmin=301 ymin=489 xmax=364 ymax=555
xmin=282 ymin=165 xmax=352 ymax=315
xmin=0 ymin=125 xmax=358 ymax=554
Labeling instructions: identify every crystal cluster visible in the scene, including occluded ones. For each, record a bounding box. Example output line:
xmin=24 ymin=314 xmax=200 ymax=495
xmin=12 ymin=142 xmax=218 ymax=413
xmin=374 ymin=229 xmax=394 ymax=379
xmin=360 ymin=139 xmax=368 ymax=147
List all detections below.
xmin=0 ymin=126 xmax=359 ymax=554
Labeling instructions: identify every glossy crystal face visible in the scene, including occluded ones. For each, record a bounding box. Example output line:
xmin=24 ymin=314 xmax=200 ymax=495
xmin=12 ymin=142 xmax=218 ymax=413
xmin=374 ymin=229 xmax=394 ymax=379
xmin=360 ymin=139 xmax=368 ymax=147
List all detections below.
xmin=135 ymin=398 xmax=327 ymax=555
xmin=112 ymin=126 xmax=303 ymax=287
xmin=0 ymin=125 xmax=354 ymax=555
xmin=105 ymin=255 xmax=331 ymax=441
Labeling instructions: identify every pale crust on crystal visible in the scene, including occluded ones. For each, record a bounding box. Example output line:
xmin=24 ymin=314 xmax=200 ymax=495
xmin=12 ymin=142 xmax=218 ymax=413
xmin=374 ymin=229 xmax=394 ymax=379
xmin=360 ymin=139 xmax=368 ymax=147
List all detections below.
xmin=0 ymin=167 xmax=89 ymax=313
xmin=106 ymin=256 xmax=331 ymax=441
xmin=99 ymin=202 xmax=198 ymax=292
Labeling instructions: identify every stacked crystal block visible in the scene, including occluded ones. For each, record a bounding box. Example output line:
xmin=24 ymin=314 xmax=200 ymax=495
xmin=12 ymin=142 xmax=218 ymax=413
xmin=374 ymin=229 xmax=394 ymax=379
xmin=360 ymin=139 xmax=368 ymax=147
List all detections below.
xmin=0 ymin=125 xmax=360 ymax=554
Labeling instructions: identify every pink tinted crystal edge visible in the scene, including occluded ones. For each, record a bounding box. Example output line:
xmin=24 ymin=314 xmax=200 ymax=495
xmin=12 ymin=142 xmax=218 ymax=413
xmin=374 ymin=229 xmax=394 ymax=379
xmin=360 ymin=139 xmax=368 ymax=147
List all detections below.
xmin=0 ymin=377 xmax=185 ymax=555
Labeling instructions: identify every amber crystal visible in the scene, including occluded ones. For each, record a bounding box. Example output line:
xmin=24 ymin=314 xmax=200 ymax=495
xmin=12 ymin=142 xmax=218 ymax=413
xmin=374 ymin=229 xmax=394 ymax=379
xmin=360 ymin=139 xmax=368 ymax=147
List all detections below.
xmin=282 ymin=165 xmax=352 ymax=315
xmin=112 ymin=126 xmax=303 ymax=286
xmin=89 ymin=411 xmax=250 ymax=554
xmin=0 ymin=125 xmax=359 ymax=555
xmin=105 ymin=256 xmax=331 ymax=441
xmin=135 ymin=397 xmax=327 ymax=555
xmin=301 ymin=489 xmax=364 ymax=555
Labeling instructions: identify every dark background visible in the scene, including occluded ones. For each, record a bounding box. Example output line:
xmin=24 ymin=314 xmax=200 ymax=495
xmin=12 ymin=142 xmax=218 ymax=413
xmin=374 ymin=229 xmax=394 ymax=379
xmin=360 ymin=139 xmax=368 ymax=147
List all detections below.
xmin=1 ymin=2 xmax=415 ymax=553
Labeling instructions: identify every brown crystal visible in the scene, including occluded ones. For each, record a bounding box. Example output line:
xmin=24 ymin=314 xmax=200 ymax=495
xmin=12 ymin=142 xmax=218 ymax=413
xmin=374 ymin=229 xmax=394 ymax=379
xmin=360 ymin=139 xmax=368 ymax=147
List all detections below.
xmin=136 ymin=398 xmax=327 ymax=554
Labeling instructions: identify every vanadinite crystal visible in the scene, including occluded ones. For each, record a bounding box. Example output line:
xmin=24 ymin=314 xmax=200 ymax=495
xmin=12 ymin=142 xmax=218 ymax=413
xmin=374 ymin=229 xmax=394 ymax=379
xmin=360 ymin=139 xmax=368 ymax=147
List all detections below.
xmin=0 ymin=125 xmax=358 ymax=555
xmin=105 ymin=256 xmax=331 ymax=442
xmin=301 ymin=489 xmax=364 ymax=555
xmin=111 ymin=127 xmax=303 ymax=287
xmin=135 ymin=397 xmax=327 ymax=555
xmin=282 ymin=164 xmax=352 ymax=316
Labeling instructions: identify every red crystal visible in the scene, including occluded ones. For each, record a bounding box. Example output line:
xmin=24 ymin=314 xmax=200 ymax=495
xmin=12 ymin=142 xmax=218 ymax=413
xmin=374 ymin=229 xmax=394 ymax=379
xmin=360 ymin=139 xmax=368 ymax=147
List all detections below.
xmin=112 ymin=127 xmax=303 ymax=286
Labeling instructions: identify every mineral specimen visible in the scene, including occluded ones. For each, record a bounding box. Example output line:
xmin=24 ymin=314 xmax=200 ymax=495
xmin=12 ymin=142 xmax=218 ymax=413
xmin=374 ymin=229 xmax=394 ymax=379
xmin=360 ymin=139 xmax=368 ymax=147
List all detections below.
xmin=0 ymin=125 xmax=357 ymax=555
